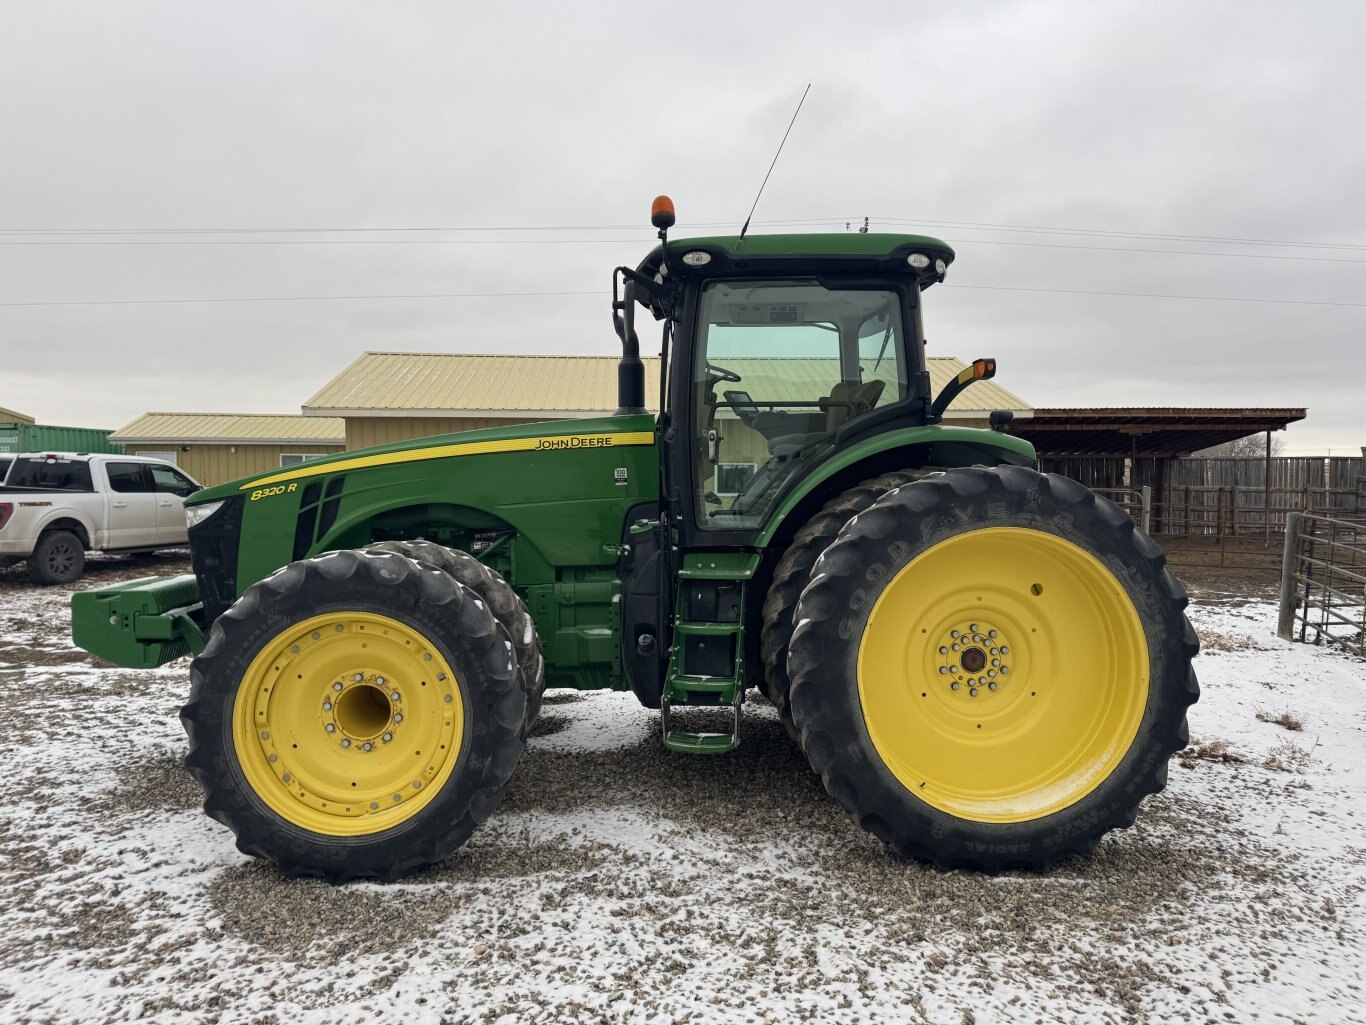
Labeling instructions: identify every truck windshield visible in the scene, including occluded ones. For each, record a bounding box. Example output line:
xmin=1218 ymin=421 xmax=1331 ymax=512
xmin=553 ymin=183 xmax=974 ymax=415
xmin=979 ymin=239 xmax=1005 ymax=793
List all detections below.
xmin=7 ymin=457 xmax=95 ymax=492
xmin=693 ymin=279 xmax=907 ymax=530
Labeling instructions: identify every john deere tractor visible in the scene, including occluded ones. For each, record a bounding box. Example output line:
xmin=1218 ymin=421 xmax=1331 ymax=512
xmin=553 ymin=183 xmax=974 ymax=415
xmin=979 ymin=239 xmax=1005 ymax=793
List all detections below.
xmin=73 ymin=199 xmax=1198 ymax=881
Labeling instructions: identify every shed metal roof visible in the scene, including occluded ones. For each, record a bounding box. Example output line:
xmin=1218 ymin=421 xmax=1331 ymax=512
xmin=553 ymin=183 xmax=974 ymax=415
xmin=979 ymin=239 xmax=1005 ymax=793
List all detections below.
xmin=111 ymin=412 xmax=347 ymax=445
xmin=0 ymin=405 xmax=35 ymax=425
xmin=1013 ymin=407 xmax=1307 ymax=457
xmin=303 ymin=352 xmax=1031 ymax=420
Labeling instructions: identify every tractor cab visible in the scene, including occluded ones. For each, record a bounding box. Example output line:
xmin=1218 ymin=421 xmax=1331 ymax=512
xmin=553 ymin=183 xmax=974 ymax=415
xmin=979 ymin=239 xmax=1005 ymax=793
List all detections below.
xmin=616 ymin=205 xmax=957 ymax=544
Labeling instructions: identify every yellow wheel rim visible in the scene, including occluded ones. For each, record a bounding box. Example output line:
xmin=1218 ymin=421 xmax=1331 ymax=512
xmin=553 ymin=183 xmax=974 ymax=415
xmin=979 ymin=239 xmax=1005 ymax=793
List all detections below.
xmin=232 ymin=612 xmax=465 ymax=837
xmin=857 ymin=527 xmax=1149 ymax=823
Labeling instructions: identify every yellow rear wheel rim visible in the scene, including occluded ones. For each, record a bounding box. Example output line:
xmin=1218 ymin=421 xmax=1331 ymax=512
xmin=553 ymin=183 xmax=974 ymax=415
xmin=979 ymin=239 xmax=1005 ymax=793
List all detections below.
xmin=857 ymin=527 xmax=1149 ymax=823
xmin=232 ymin=612 xmax=465 ymax=837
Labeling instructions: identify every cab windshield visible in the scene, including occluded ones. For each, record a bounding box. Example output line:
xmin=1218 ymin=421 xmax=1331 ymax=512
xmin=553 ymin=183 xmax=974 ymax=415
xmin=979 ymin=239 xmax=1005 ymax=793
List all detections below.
xmin=693 ymin=279 xmax=907 ymax=530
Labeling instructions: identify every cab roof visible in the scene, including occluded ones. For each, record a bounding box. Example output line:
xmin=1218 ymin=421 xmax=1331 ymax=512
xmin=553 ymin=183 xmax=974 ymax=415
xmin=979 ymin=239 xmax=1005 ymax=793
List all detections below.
xmin=637 ymin=232 xmax=956 ymax=287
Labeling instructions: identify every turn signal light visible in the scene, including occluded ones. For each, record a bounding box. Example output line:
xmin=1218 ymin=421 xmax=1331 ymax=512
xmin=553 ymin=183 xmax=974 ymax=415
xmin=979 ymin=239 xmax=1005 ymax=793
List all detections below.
xmin=972 ymin=358 xmax=997 ymax=380
xmin=0 ymin=503 xmax=12 ymax=531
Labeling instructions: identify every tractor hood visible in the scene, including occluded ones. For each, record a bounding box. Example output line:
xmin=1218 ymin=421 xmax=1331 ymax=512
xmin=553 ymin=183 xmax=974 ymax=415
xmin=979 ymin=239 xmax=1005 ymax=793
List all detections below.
xmin=188 ymin=414 xmax=657 ymax=505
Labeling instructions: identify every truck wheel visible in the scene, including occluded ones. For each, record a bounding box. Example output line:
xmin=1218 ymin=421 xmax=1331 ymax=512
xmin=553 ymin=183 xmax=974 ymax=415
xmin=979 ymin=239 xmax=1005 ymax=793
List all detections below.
xmin=366 ymin=540 xmax=545 ymax=729
xmin=27 ymin=530 xmax=86 ymax=585
xmin=787 ymin=466 xmax=1199 ymax=872
xmin=181 ymin=548 xmax=526 ymax=882
xmin=760 ymin=471 xmax=922 ymax=737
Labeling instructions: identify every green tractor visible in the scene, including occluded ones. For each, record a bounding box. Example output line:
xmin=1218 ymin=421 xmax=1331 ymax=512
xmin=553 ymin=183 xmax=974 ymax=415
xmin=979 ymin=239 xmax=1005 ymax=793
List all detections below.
xmin=73 ymin=199 xmax=1198 ymax=881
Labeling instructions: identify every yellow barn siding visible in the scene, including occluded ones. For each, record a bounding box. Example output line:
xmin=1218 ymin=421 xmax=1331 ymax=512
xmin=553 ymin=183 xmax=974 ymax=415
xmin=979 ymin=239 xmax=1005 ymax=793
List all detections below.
xmin=130 ymin=444 xmax=344 ymax=487
xmin=344 ymin=416 xmax=545 ymax=450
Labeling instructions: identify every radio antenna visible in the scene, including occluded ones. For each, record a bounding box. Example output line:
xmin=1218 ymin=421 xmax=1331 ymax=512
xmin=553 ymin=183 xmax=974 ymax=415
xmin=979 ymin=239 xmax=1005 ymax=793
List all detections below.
xmin=738 ymin=83 xmax=811 ymax=246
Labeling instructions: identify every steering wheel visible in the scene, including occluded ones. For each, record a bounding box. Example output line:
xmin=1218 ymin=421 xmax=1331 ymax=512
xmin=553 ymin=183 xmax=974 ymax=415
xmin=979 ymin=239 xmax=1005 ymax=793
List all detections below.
xmin=705 ymin=362 xmax=743 ymax=384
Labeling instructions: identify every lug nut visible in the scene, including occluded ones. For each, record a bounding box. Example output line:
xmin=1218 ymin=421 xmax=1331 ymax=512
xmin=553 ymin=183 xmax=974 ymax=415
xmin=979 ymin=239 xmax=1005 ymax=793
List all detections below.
xmin=951 ymin=682 xmax=960 ymax=690
xmin=282 ymin=773 xmax=292 ymax=783
xmin=988 ymin=682 xmax=998 ymax=691
xmin=393 ymin=714 xmax=403 ymax=723
xmin=938 ymin=646 xmax=948 ymax=655
xmin=362 ymin=742 xmax=373 ymax=751
xmin=323 ymin=701 xmax=332 ymax=711
xmin=444 ymin=694 xmax=453 ymax=703
xmin=260 ymin=730 xmax=269 ymax=740
xmin=1001 ymin=666 xmax=1010 ymax=674
xmin=333 ymin=682 xmax=343 ymax=692
xmin=376 ymin=677 xmax=385 ymax=686
xmin=325 ymin=723 xmax=336 ymax=733
xmin=341 ymin=739 xmax=351 ymax=748
xmin=382 ymin=732 xmax=393 ymax=742
xmin=988 ymin=630 xmax=998 ymax=638
xmin=969 ymin=623 xmax=978 ymax=632
xmin=951 ymin=630 xmax=960 ymax=638
xmin=391 ymin=692 xmax=401 ymax=701
xmin=969 ymin=688 xmax=978 ymax=697
xmin=354 ymin=673 xmax=364 ymax=682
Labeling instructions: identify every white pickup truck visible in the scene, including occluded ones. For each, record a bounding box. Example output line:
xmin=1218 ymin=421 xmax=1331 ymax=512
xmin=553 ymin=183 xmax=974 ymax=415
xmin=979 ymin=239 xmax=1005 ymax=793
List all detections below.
xmin=0 ymin=453 xmax=203 ymax=584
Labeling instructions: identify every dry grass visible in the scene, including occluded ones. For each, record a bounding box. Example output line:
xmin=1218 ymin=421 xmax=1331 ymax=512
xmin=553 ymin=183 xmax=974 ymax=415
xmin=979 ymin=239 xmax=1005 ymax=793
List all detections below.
xmin=1178 ymin=738 xmax=1248 ymax=769
xmin=1199 ymin=629 xmax=1261 ymax=654
xmin=1263 ymin=738 xmax=1313 ymax=774
xmin=1255 ymin=708 xmax=1305 ymax=732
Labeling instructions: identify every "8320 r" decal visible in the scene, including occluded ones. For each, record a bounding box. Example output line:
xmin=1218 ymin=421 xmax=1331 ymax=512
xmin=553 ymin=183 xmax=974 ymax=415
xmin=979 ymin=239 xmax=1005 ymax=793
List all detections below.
xmin=250 ymin=483 xmax=299 ymax=502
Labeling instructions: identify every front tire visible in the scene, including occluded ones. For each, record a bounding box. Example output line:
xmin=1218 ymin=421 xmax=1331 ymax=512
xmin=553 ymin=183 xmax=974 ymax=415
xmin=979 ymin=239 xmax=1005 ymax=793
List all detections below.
xmin=182 ymin=549 xmax=526 ymax=882
xmin=788 ymin=466 xmax=1199 ymax=871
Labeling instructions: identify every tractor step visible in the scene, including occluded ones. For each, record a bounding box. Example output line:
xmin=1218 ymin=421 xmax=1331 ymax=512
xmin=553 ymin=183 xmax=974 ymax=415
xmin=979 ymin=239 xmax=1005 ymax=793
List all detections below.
xmin=662 ymin=694 xmax=741 ymax=755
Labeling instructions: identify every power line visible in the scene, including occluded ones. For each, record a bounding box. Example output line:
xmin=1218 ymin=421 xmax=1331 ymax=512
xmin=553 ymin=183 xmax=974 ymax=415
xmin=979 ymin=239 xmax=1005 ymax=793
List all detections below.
xmin=3 ymin=215 xmax=1364 ymax=251
xmin=942 ymin=283 xmax=1366 ymax=308
xmin=0 ymin=238 xmax=652 ymax=247
xmin=0 ymin=289 xmax=603 ymax=308
xmin=3 ymin=233 xmax=1363 ymax=265
xmin=3 ymin=283 xmax=1363 ymax=309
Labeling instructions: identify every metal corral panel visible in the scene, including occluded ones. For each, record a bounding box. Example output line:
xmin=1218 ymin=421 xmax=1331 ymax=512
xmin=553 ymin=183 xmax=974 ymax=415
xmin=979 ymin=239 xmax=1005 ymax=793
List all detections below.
xmin=304 ymin=352 xmax=1030 ymax=419
xmin=112 ymin=412 xmax=346 ymax=445
xmin=0 ymin=424 xmax=123 ymax=455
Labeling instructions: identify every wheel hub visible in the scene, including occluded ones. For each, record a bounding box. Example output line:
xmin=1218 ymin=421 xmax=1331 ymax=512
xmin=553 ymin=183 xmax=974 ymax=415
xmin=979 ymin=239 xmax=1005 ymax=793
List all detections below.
xmin=934 ymin=622 xmax=1012 ymax=699
xmin=325 ymin=674 xmax=403 ymax=749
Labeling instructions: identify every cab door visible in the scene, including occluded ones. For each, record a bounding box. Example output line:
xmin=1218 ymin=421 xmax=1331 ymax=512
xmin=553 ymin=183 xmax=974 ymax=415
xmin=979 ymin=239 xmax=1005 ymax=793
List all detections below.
xmin=102 ymin=461 xmax=159 ymax=548
xmin=148 ymin=463 xmax=201 ymax=544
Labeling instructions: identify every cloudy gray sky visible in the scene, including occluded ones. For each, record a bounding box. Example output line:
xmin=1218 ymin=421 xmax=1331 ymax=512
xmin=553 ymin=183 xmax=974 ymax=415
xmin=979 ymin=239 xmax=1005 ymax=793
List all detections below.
xmin=2 ymin=0 xmax=1362 ymax=454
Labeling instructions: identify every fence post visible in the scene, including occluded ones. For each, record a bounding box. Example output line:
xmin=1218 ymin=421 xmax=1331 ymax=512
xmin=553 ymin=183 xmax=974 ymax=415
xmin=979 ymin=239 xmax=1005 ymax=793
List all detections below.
xmin=1140 ymin=485 xmax=1152 ymax=535
xmin=1277 ymin=511 xmax=1305 ymax=641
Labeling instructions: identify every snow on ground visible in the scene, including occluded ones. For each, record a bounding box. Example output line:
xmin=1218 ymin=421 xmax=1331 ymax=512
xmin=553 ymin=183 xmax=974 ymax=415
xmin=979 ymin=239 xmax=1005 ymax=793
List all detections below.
xmin=0 ymin=560 xmax=1364 ymax=1025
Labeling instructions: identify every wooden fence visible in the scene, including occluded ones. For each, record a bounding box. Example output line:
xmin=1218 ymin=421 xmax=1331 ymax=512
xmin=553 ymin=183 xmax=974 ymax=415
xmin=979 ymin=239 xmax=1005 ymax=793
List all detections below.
xmin=1039 ymin=454 xmax=1364 ymax=538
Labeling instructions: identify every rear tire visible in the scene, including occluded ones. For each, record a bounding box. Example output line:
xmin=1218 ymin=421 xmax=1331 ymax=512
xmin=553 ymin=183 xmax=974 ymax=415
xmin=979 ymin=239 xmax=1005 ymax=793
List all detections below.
xmin=788 ymin=466 xmax=1199 ymax=871
xmin=366 ymin=540 xmax=544 ymax=729
xmin=182 ymin=548 xmax=526 ymax=882
xmin=760 ymin=471 xmax=923 ymax=736
xmin=27 ymin=530 xmax=85 ymax=585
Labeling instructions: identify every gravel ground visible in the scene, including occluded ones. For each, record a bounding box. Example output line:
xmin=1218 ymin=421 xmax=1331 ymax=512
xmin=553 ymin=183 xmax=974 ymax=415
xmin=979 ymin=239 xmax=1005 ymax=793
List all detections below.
xmin=0 ymin=559 xmax=1363 ymax=1024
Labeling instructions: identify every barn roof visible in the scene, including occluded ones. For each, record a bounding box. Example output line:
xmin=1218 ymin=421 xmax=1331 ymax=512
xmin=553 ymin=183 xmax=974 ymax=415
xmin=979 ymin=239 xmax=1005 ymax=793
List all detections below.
xmin=1012 ymin=408 xmax=1307 ymax=457
xmin=111 ymin=412 xmax=346 ymax=445
xmin=303 ymin=352 xmax=1032 ymax=421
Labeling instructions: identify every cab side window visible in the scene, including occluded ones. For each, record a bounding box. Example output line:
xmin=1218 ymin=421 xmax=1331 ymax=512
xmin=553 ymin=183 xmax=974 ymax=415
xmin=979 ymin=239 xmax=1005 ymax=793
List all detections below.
xmin=106 ymin=462 xmax=152 ymax=494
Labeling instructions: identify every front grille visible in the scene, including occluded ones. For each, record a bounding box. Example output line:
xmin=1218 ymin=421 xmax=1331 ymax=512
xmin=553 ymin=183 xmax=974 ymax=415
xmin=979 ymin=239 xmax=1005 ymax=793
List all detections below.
xmin=190 ymin=497 xmax=244 ymax=623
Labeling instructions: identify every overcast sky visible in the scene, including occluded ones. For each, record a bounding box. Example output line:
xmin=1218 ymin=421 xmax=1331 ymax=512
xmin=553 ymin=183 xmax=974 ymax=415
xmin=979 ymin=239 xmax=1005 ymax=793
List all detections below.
xmin=1 ymin=1 xmax=1362 ymax=454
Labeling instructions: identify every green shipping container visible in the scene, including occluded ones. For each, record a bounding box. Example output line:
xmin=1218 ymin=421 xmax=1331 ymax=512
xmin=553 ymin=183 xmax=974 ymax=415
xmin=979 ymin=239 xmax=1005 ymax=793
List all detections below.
xmin=0 ymin=422 xmax=124 ymax=455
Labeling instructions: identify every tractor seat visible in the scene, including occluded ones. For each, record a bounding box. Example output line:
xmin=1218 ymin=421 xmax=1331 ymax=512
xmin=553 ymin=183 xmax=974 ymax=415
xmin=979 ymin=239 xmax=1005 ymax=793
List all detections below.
xmin=767 ymin=379 xmax=886 ymax=457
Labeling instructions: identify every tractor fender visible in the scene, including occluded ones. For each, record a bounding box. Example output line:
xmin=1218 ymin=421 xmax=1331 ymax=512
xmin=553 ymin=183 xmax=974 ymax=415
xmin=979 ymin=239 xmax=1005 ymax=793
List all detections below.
xmin=754 ymin=425 xmax=1035 ymax=550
